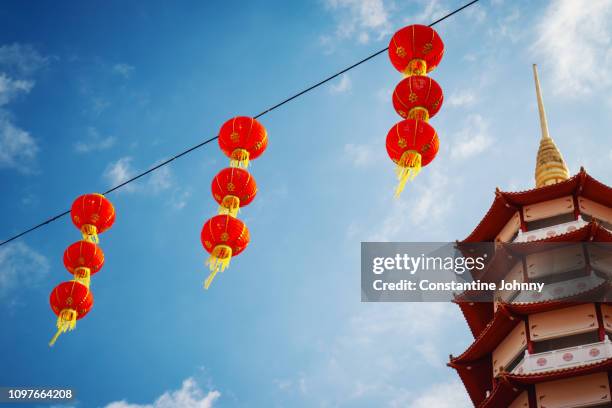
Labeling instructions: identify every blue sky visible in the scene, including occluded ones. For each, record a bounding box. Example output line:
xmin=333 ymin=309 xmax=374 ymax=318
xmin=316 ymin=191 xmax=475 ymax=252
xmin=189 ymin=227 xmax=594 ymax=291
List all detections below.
xmin=1 ymin=0 xmax=612 ymax=407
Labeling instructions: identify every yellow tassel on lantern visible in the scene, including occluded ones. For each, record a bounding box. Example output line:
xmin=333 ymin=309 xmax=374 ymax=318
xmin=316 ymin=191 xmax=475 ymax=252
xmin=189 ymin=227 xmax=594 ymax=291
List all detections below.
xmin=81 ymin=224 xmax=99 ymax=244
xmin=73 ymin=267 xmax=91 ymax=287
xmin=394 ymin=150 xmax=422 ymax=198
xmin=408 ymin=107 xmax=430 ymax=122
xmin=403 ymin=59 xmax=427 ymax=76
xmin=49 ymin=309 xmax=78 ymax=346
xmin=204 ymin=245 xmax=233 ymax=289
xmin=230 ymin=148 xmax=250 ymax=168
xmin=218 ymin=195 xmax=240 ymax=217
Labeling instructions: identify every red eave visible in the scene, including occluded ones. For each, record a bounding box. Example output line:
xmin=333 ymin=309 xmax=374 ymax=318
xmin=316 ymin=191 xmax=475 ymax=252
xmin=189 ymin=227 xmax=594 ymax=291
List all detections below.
xmin=479 ymin=357 xmax=612 ymax=407
xmin=450 ymin=304 xmax=520 ymax=364
xmin=455 ymin=279 xmax=609 ymax=342
xmin=449 ymin=355 xmax=492 ymax=406
xmin=462 ymin=169 xmax=612 ymax=243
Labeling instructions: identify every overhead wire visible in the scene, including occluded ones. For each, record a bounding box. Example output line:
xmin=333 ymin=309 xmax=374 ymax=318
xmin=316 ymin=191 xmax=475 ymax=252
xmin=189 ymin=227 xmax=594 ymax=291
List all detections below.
xmin=0 ymin=0 xmax=481 ymax=247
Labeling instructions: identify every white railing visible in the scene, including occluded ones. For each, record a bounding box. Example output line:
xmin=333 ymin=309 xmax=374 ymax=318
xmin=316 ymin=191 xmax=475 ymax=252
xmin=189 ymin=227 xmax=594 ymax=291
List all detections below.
xmin=511 ymin=338 xmax=612 ymax=375
xmin=511 ymin=272 xmax=604 ymax=304
xmin=514 ymin=218 xmax=587 ymax=243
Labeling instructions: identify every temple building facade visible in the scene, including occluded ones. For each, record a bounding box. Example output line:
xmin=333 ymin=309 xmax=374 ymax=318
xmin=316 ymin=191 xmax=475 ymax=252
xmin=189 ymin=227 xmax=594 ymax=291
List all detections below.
xmin=449 ymin=65 xmax=612 ymax=408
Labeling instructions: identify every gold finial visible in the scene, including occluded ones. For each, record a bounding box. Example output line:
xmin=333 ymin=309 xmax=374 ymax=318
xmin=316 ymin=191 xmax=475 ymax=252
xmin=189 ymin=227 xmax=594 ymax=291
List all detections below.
xmin=533 ymin=64 xmax=569 ymax=188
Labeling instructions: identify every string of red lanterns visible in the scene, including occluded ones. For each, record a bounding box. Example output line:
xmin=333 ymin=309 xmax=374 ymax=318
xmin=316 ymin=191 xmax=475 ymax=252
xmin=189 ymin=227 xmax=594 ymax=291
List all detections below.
xmin=48 ymin=194 xmax=115 ymax=346
xmin=386 ymin=25 xmax=445 ymax=197
xmin=200 ymin=116 xmax=268 ymax=289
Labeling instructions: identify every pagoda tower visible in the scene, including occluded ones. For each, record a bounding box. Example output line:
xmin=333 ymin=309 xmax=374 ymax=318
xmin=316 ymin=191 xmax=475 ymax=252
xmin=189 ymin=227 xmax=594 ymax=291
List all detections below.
xmin=449 ymin=65 xmax=612 ymax=407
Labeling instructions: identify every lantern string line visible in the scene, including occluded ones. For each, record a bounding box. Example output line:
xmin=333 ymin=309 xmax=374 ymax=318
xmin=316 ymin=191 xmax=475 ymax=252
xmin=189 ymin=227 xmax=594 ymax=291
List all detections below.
xmin=0 ymin=0 xmax=480 ymax=247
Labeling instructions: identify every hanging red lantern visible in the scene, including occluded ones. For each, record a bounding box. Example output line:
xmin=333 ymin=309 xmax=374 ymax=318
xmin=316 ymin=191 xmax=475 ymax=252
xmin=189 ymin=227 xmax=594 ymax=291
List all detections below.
xmin=388 ymin=24 xmax=444 ymax=76
xmin=218 ymin=116 xmax=268 ymax=168
xmin=392 ymin=76 xmax=443 ymax=121
xmin=63 ymin=241 xmax=105 ymax=287
xmin=200 ymin=214 xmax=250 ymax=289
xmin=71 ymin=193 xmax=115 ymax=243
xmin=386 ymin=119 xmax=439 ymax=196
xmin=49 ymin=280 xmax=94 ymax=346
xmin=211 ymin=167 xmax=257 ymax=217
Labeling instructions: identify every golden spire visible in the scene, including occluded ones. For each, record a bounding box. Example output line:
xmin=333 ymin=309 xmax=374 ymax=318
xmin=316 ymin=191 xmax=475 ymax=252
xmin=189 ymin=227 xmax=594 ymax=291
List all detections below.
xmin=533 ymin=64 xmax=569 ymax=188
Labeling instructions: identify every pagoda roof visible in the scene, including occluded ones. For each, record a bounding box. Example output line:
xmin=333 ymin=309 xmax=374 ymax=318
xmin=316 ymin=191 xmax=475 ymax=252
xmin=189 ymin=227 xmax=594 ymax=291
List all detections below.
xmin=450 ymin=304 xmax=520 ymax=365
xmin=449 ymin=355 xmax=492 ymax=406
xmin=463 ymin=169 xmax=612 ymax=243
xmin=455 ymin=280 xmax=609 ymax=341
xmin=478 ymin=357 xmax=612 ymax=408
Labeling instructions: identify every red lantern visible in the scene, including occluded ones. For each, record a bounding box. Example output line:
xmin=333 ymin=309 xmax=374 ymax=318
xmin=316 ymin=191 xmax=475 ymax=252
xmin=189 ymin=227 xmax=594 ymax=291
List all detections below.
xmin=63 ymin=241 xmax=105 ymax=287
xmin=386 ymin=119 xmax=439 ymax=196
xmin=392 ymin=76 xmax=443 ymax=121
xmin=218 ymin=116 xmax=268 ymax=168
xmin=49 ymin=281 xmax=94 ymax=346
xmin=211 ymin=167 xmax=257 ymax=217
xmin=388 ymin=24 xmax=444 ymax=76
xmin=200 ymin=215 xmax=250 ymax=289
xmin=71 ymin=193 xmax=115 ymax=243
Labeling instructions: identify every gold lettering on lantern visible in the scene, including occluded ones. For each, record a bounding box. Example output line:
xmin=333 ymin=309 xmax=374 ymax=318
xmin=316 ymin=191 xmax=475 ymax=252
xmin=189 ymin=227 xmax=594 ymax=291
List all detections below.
xmin=398 ymin=138 xmax=407 ymax=148
xmin=422 ymin=143 xmax=431 ymax=152
xmin=91 ymin=213 xmax=100 ymax=222
xmin=227 ymin=182 xmax=235 ymax=192
xmin=205 ymin=240 xmax=212 ymax=248
xmin=230 ymin=132 xmax=240 ymax=142
xmin=408 ymin=93 xmax=418 ymax=103
xmin=423 ymin=43 xmax=433 ymax=54
xmin=396 ymin=46 xmax=407 ymax=58
xmin=66 ymin=297 xmax=73 ymax=305
xmin=220 ymin=232 xmax=230 ymax=242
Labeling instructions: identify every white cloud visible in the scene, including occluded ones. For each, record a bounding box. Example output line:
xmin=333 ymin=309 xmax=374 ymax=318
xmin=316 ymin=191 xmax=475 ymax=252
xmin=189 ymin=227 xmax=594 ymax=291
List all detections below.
xmin=104 ymin=377 xmax=220 ymax=408
xmin=446 ymin=89 xmax=476 ymax=108
xmin=369 ymin=168 xmax=453 ymax=241
xmin=343 ymin=142 xmax=378 ymax=167
xmin=280 ymin=303 xmax=468 ymax=405
xmin=104 ymin=157 xmax=136 ymax=191
xmin=103 ymin=156 xmax=175 ymax=194
xmin=533 ymin=0 xmax=612 ymax=96
xmin=0 ymin=73 xmax=33 ymax=106
xmin=330 ymin=74 xmax=352 ymax=94
xmin=0 ymin=241 xmax=49 ymax=300
xmin=450 ymin=114 xmax=493 ymax=160
xmin=112 ymin=63 xmax=135 ymax=78
xmin=324 ymin=0 xmax=391 ymax=45
xmin=406 ymin=380 xmax=471 ymax=408
xmin=0 ymin=116 xmax=39 ymax=173
xmin=149 ymin=166 xmax=173 ymax=193
xmin=74 ymin=127 xmax=116 ymax=153
xmin=0 ymin=43 xmax=49 ymax=75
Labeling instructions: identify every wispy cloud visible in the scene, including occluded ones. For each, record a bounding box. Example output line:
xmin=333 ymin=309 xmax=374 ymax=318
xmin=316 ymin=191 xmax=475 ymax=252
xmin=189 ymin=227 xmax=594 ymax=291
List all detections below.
xmin=532 ymin=0 xmax=612 ymax=96
xmin=343 ymin=142 xmax=378 ymax=167
xmin=368 ymin=168 xmax=454 ymax=241
xmin=103 ymin=156 xmax=177 ymax=196
xmin=330 ymin=74 xmax=352 ymax=94
xmin=323 ymin=0 xmax=391 ymax=47
xmin=104 ymin=377 xmax=220 ymax=408
xmin=445 ymin=89 xmax=476 ymax=108
xmin=278 ymin=303 xmax=467 ymax=405
xmin=0 ymin=43 xmax=46 ymax=173
xmin=406 ymin=380 xmax=471 ymax=408
xmin=0 ymin=43 xmax=49 ymax=75
xmin=104 ymin=156 xmax=136 ymax=192
xmin=0 ymin=73 xmax=33 ymax=106
xmin=0 ymin=115 xmax=39 ymax=173
xmin=450 ymin=114 xmax=493 ymax=160
xmin=112 ymin=63 xmax=135 ymax=79
xmin=0 ymin=241 xmax=49 ymax=301
xmin=74 ymin=127 xmax=116 ymax=153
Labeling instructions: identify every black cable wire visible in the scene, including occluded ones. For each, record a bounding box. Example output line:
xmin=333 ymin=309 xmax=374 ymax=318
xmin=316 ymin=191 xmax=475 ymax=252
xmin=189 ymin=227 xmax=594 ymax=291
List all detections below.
xmin=0 ymin=0 xmax=480 ymax=247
